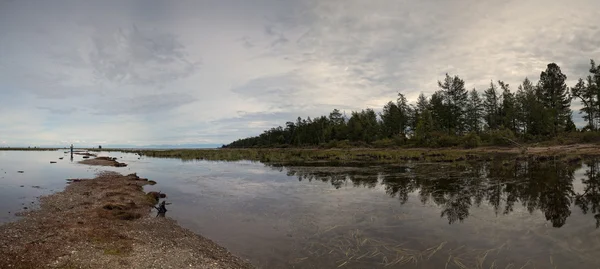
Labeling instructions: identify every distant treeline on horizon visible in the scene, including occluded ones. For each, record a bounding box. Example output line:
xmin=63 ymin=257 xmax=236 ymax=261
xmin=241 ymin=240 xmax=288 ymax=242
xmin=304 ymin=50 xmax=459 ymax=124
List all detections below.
xmin=224 ymin=60 xmax=600 ymax=148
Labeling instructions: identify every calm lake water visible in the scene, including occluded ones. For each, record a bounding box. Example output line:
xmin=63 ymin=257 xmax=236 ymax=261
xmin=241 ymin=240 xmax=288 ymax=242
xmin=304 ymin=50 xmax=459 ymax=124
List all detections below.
xmin=1 ymin=150 xmax=599 ymax=268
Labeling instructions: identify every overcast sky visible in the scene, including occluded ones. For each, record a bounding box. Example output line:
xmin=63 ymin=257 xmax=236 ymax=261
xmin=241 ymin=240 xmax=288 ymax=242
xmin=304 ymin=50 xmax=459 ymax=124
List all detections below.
xmin=0 ymin=0 xmax=598 ymax=147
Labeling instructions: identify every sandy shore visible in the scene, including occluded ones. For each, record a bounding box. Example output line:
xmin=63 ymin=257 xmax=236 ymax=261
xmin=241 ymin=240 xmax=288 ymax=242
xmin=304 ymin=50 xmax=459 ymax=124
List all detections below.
xmin=0 ymin=168 xmax=253 ymax=268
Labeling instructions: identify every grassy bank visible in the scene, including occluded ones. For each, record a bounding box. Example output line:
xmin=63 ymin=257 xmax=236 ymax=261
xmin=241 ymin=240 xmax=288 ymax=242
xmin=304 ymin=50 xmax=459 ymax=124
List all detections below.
xmin=90 ymin=148 xmax=474 ymax=163
xmin=89 ymin=145 xmax=598 ymax=164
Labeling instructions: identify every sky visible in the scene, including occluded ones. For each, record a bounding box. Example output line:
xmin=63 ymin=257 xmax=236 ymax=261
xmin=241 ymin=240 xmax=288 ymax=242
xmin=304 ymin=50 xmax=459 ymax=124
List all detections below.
xmin=0 ymin=0 xmax=599 ymax=147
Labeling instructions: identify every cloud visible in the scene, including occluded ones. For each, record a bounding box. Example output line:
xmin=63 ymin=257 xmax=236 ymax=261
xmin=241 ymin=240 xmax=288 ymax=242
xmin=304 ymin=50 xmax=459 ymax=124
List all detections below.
xmin=0 ymin=0 xmax=599 ymax=146
xmin=91 ymin=93 xmax=198 ymax=115
xmin=36 ymin=106 xmax=78 ymax=115
xmin=89 ymin=25 xmax=201 ymax=86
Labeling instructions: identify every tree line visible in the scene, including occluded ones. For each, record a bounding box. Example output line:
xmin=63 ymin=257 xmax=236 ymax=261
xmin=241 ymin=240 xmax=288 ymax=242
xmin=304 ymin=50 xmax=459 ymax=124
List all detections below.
xmin=224 ymin=60 xmax=600 ymax=148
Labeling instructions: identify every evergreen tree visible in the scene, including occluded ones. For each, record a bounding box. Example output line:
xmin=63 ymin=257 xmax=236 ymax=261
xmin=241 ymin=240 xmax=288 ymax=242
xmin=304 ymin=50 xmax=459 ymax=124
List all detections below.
xmin=415 ymin=109 xmax=434 ymax=145
xmin=380 ymin=101 xmax=401 ymax=138
xmin=465 ymin=89 xmax=483 ymax=133
xmin=572 ymin=60 xmax=600 ymax=131
xmin=499 ymin=81 xmax=517 ymax=132
xmin=571 ymin=78 xmax=596 ymax=130
xmin=538 ymin=63 xmax=572 ymax=136
xmin=411 ymin=93 xmax=429 ymax=132
xmin=328 ymin=109 xmax=346 ymax=140
xmin=483 ymin=81 xmax=501 ymax=130
xmin=416 ymin=93 xmax=429 ymax=113
xmin=565 ymin=113 xmax=577 ymax=132
xmin=429 ymin=91 xmax=447 ymax=132
xmin=348 ymin=109 xmax=379 ymax=142
xmin=591 ymin=60 xmax=600 ymax=127
xmin=438 ymin=74 xmax=468 ymax=134
xmin=397 ymin=93 xmax=412 ymax=137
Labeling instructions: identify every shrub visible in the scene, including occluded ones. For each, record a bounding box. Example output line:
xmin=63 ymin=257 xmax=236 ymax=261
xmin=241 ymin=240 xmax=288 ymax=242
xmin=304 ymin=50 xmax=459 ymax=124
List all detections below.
xmin=486 ymin=128 xmax=516 ymax=146
xmin=462 ymin=133 xmax=481 ymax=148
xmin=431 ymin=132 xmax=461 ymax=148
xmin=352 ymin=141 xmax=370 ymax=148
xmin=372 ymin=138 xmax=395 ymax=148
xmin=324 ymin=140 xmax=353 ymax=149
xmin=581 ymin=131 xmax=600 ymax=143
xmin=392 ymin=134 xmax=407 ymax=146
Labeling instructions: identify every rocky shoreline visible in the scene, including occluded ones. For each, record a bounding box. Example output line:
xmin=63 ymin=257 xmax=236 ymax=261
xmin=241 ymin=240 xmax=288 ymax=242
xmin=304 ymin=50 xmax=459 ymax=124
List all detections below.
xmin=0 ymin=161 xmax=254 ymax=268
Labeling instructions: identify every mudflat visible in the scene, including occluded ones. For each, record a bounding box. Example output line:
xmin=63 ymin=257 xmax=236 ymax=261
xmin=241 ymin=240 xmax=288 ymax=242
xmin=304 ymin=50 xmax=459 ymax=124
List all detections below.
xmin=0 ymin=171 xmax=253 ymax=269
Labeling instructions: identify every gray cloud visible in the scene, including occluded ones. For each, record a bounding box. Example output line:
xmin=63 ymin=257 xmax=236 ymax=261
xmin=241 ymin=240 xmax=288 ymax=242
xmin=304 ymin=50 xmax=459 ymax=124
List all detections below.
xmin=36 ymin=106 xmax=78 ymax=115
xmin=91 ymin=93 xmax=198 ymax=116
xmin=89 ymin=25 xmax=200 ymax=86
xmin=0 ymin=0 xmax=599 ymax=146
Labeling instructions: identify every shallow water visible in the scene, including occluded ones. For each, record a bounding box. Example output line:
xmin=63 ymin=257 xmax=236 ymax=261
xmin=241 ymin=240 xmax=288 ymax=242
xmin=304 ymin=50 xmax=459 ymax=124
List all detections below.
xmin=1 ymin=150 xmax=599 ymax=268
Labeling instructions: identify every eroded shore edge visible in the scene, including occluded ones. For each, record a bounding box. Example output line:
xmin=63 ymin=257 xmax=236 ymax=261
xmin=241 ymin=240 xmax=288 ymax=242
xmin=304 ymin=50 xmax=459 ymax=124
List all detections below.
xmin=0 ymin=158 xmax=254 ymax=269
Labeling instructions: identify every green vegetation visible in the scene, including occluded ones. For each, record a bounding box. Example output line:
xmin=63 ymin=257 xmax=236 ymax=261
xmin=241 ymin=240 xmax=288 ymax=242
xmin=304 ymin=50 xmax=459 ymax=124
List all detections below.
xmin=97 ymin=148 xmax=484 ymax=164
xmin=93 ymin=147 xmax=593 ymax=166
xmin=224 ymin=60 xmax=600 ymax=149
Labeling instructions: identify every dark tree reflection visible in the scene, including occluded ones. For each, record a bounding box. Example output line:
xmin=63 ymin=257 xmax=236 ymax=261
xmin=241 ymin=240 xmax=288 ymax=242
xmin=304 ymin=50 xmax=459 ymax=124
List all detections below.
xmin=271 ymin=158 xmax=600 ymax=227
xmin=575 ymin=159 xmax=600 ymax=228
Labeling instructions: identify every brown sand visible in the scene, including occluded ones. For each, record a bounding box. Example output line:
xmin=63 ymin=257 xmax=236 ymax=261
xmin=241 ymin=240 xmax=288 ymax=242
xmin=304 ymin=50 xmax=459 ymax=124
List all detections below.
xmin=0 ymin=171 xmax=254 ymax=269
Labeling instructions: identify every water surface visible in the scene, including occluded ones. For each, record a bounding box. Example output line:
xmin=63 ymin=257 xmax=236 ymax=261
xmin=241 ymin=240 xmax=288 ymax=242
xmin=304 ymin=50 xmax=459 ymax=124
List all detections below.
xmin=1 ymin=150 xmax=599 ymax=268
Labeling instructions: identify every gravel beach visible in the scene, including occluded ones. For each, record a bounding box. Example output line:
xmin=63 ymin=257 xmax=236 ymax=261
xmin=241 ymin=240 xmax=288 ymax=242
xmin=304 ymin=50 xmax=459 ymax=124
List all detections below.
xmin=0 ymin=169 xmax=254 ymax=269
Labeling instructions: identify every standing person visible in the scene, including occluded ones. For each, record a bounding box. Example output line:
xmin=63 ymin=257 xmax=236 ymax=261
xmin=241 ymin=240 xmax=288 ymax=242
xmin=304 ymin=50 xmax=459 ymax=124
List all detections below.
xmin=70 ymin=144 xmax=73 ymax=158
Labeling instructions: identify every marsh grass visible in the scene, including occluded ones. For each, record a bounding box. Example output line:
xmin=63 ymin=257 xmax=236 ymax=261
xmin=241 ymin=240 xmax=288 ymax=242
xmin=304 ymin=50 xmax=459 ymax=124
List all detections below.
xmin=90 ymin=148 xmax=485 ymax=164
xmin=297 ymin=229 xmax=538 ymax=268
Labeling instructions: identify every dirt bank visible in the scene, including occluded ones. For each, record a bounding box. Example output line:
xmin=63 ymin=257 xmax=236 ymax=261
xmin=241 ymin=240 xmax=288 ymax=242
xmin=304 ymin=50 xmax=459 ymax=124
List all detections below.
xmin=0 ymin=172 xmax=253 ymax=269
xmin=79 ymin=156 xmax=128 ymax=167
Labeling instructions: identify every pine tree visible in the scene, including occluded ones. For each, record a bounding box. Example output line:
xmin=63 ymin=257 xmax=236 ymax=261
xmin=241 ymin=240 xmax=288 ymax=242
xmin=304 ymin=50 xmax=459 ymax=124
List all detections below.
xmin=571 ymin=78 xmax=596 ymax=130
xmin=483 ymin=81 xmax=501 ymax=130
xmin=429 ymin=91 xmax=447 ymax=133
xmin=572 ymin=60 xmax=600 ymax=131
xmin=415 ymin=109 xmax=434 ymax=145
xmin=380 ymin=101 xmax=401 ymax=138
xmin=538 ymin=63 xmax=572 ymax=136
xmin=499 ymin=81 xmax=517 ymax=133
xmin=416 ymin=93 xmax=429 ymax=113
xmin=465 ymin=89 xmax=483 ymax=133
xmin=437 ymin=74 xmax=468 ymax=134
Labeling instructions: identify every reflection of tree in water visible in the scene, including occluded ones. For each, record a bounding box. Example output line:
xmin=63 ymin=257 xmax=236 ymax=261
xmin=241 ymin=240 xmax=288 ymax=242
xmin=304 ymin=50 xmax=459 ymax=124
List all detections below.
xmin=282 ymin=167 xmax=381 ymax=189
xmin=575 ymin=159 xmax=600 ymax=228
xmin=381 ymin=173 xmax=417 ymax=204
xmin=272 ymin=159 xmax=600 ymax=227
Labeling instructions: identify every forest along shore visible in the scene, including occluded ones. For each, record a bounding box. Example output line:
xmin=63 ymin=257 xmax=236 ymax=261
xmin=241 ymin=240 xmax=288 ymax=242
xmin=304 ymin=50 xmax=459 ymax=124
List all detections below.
xmin=0 ymin=161 xmax=253 ymax=269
